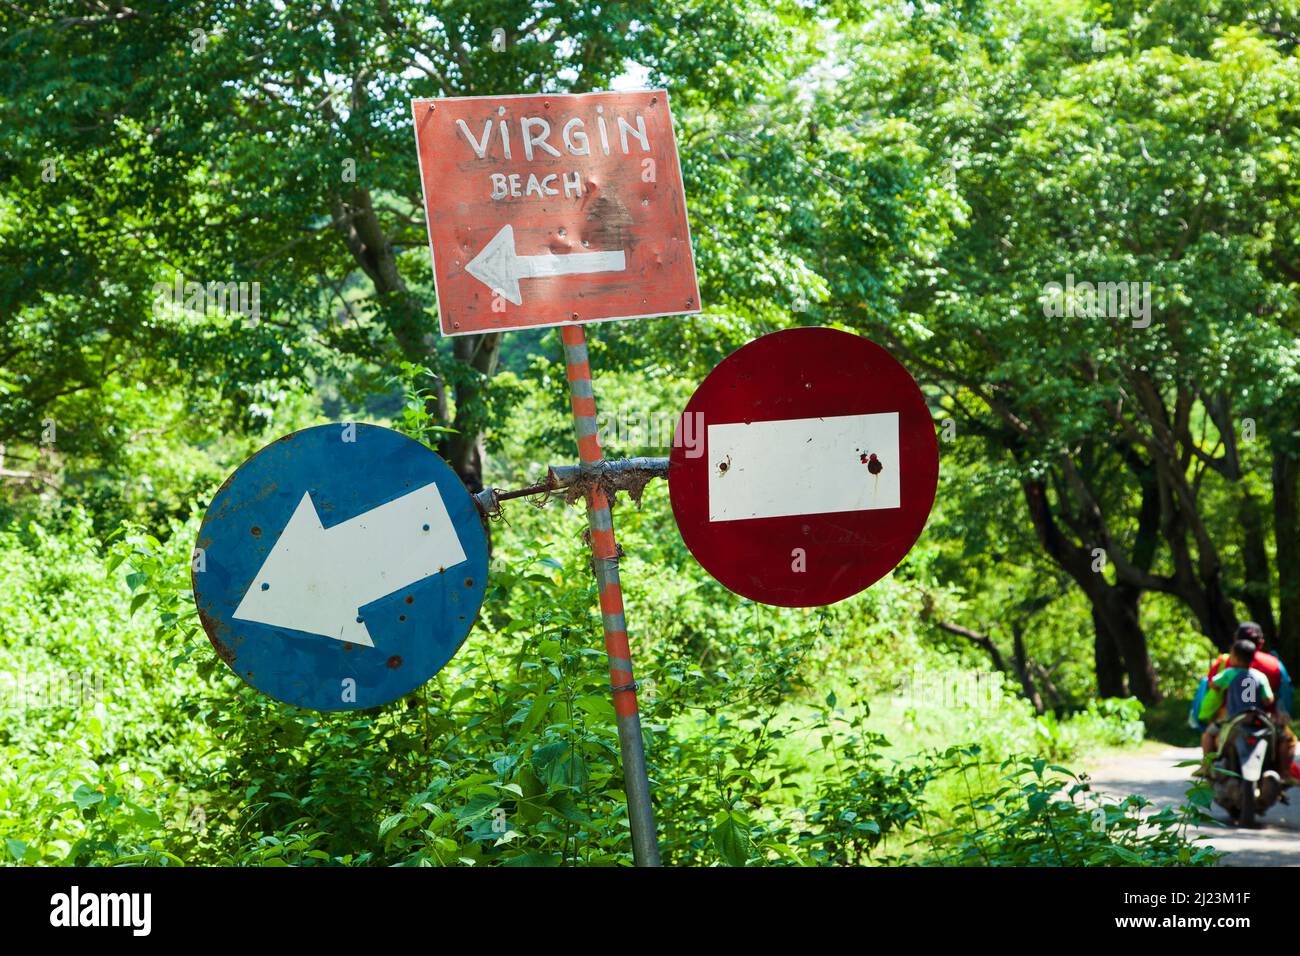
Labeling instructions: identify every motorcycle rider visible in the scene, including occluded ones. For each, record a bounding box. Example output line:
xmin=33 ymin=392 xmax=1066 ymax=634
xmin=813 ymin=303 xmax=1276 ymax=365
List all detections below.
xmin=1198 ymin=639 xmax=1275 ymax=771
xmin=1190 ymin=622 xmax=1296 ymax=775
xmin=1206 ymin=623 xmax=1292 ymax=714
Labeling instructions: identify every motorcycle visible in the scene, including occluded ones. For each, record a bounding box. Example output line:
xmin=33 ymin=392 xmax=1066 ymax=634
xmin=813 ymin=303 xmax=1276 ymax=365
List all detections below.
xmin=1208 ymin=708 xmax=1291 ymax=827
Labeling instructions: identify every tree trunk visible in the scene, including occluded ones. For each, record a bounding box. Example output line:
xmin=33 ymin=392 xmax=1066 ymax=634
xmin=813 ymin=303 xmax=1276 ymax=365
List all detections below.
xmin=1022 ymin=478 xmax=1161 ymax=702
xmin=1105 ymin=586 xmax=1162 ymax=703
xmin=1177 ymin=572 xmax=1240 ymax=652
xmin=1275 ymin=450 xmax=1300 ymax=669
xmin=329 ymin=188 xmax=505 ymax=492
xmin=1030 ymin=660 xmax=1067 ymax=709
xmin=1010 ymin=622 xmax=1045 ymax=715
xmin=435 ymin=332 xmax=503 ymax=493
xmin=1092 ymin=606 xmax=1127 ymax=698
xmin=1236 ymin=490 xmax=1277 ymax=643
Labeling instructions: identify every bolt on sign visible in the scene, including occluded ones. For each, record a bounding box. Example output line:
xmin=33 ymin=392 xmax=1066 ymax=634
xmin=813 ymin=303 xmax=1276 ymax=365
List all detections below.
xmin=411 ymin=90 xmax=700 ymax=335
xmin=668 ymin=327 xmax=939 ymax=607
xmin=192 ymin=424 xmax=489 ymax=710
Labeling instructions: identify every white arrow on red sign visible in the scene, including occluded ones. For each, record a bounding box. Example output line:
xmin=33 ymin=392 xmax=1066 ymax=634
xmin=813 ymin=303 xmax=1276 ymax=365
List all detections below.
xmin=465 ymin=224 xmax=627 ymax=306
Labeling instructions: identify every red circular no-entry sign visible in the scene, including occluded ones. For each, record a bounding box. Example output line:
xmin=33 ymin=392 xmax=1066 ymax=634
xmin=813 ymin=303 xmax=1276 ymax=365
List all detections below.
xmin=668 ymin=327 xmax=939 ymax=607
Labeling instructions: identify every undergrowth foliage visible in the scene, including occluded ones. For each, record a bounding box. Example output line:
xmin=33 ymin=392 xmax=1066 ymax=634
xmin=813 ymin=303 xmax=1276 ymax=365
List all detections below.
xmin=0 ymin=509 xmax=1218 ymax=867
xmin=918 ymin=748 xmax=1220 ymax=867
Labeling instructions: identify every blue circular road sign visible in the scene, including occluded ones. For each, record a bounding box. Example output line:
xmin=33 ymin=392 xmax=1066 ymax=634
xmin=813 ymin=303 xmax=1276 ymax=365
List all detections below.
xmin=192 ymin=423 xmax=489 ymax=710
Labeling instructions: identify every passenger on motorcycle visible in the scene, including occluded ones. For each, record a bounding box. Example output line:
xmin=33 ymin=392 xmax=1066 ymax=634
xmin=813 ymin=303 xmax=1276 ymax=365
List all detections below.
xmin=1205 ymin=623 xmax=1292 ymax=717
xmin=1199 ymin=639 xmax=1276 ymax=771
xmin=1190 ymin=623 xmax=1298 ymax=777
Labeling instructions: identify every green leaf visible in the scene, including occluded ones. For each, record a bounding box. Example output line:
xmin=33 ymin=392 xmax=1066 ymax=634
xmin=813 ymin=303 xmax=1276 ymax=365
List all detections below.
xmin=547 ymin=792 xmax=592 ymax=824
xmin=72 ymin=784 xmax=104 ymax=811
xmin=574 ymin=694 xmax=616 ymax=721
xmin=712 ymin=812 xmax=756 ymax=867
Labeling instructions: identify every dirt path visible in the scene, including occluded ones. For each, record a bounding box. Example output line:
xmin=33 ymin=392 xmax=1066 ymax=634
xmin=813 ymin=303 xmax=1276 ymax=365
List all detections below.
xmin=1087 ymin=745 xmax=1300 ymax=866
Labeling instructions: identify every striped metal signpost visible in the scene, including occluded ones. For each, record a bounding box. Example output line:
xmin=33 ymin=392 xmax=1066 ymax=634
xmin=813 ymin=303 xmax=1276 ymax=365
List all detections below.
xmin=413 ymin=89 xmax=701 ymax=866
xmin=559 ymin=326 xmax=659 ymax=865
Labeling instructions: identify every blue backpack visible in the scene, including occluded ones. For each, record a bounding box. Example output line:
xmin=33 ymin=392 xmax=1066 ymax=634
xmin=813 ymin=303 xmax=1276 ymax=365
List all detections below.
xmin=1188 ymin=676 xmax=1209 ymax=731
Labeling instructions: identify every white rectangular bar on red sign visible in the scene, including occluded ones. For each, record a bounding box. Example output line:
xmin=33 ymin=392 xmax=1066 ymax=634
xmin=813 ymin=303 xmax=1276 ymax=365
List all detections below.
xmin=411 ymin=90 xmax=700 ymax=336
xmin=707 ymin=413 xmax=901 ymax=522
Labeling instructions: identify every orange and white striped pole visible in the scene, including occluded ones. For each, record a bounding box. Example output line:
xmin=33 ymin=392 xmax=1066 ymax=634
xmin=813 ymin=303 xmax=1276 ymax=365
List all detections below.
xmin=559 ymin=323 xmax=661 ymax=866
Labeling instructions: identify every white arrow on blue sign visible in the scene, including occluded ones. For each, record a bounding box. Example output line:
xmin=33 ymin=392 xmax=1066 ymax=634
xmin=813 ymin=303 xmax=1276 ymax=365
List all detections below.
xmin=192 ymin=423 xmax=488 ymax=710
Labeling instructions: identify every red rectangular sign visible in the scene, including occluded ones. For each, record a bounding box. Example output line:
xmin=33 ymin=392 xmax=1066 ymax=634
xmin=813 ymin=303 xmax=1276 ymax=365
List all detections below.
xmin=412 ymin=90 xmax=700 ymax=336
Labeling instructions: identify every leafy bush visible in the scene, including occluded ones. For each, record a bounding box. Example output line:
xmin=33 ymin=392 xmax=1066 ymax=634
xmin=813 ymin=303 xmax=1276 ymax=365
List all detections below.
xmin=0 ymin=503 xmax=1187 ymax=867
xmin=915 ymin=748 xmax=1219 ymax=867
